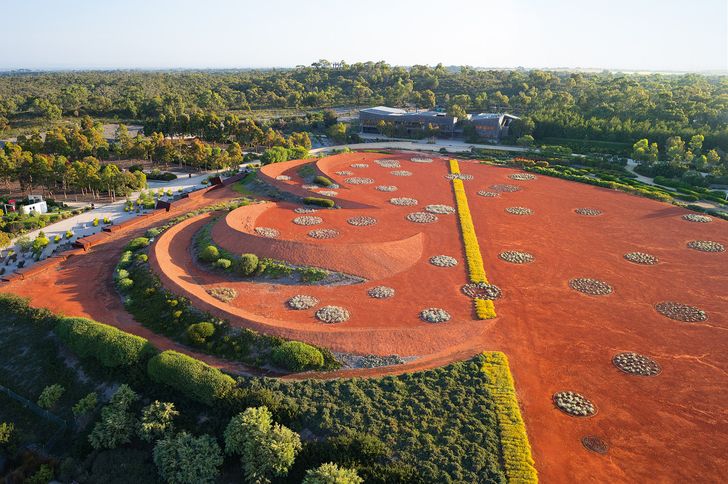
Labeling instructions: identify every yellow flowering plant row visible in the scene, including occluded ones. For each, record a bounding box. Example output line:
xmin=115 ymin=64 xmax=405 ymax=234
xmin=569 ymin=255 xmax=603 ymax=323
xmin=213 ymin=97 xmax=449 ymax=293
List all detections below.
xmin=481 ymin=352 xmax=539 ymax=483
xmin=475 ymin=298 xmax=497 ymax=319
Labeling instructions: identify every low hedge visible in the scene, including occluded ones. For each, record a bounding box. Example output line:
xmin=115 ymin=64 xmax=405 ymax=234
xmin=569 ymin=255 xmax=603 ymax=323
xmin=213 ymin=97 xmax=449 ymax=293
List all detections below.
xmin=313 ymin=175 xmax=333 ymax=187
xmin=303 ymin=197 xmax=335 ymax=208
xmin=272 ymin=341 xmax=324 ymax=371
xmin=55 ymin=317 xmax=155 ymax=368
xmin=147 ymin=350 xmax=236 ymax=406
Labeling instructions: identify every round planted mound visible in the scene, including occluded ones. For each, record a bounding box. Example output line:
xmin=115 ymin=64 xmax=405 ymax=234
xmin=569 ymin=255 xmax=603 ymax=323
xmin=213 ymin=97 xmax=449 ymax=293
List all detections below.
xmin=682 ymin=213 xmax=712 ymax=223
xmin=624 ymin=252 xmax=658 ymax=265
xmin=575 ymin=208 xmax=603 ymax=216
xmin=345 ymin=177 xmax=374 ymax=185
xmin=499 ymin=250 xmax=534 ymax=264
xmin=613 ymin=352 xmax=661 ymax=376
xmin=406 ymin=212 xmax=438 ymax=223
xmin=293 ymin=215 xmax=323 ymax=226
xmin=275 ymin=175 xmax=291 ymax=181
xmin=390 ymin=170 xmax=412 ymax=177
xmin=367 ymin=286 xmax=395 ymax=299
xmin=425 ymin=204 xmax=455 ymax=214
xmin=410 ymin=156 xmax=433 ymax=163
xmin=509 ymin=173 xmax=536 ymax=181
xmin=582 ymin=436 xmax=609 ymax=455
xmin=287 ymin=295 xmax=319 ymax=310
xmin=687 ymin=240 xmax=725 ymax=253
xmin=254 ymin=227 xmax=279 ymax=238
xmin=445 ymin=173 xmax=474 ymax=180
xmin=294 ymin=207 xmax=317 ymax=214
xmin=350 ymin=163 xmax=369 ymax=168
xmin=553 ymin=391 xmax=596 ymax=417
xmin=655 ymin=301 xmax=707 ymax=322
xmin=429 ymin=255 xmax=458 ymax=267
xmin=569 ymin=278 xmax=613 ymax=296
xmin=477 ymin=190 xmax=500 ymax=197
xmin=389 ymin=197 xmax=418 ymax=206
xmin=490 ymin=184 xmax=521 ymax=192
xmin=376 ymin=185 xmax=397 ymax=192
xmin=347 ymin=216 xmax=377 ymax=226
xmin=505 ymin=206 xmax=533 ymax=215
xmin=419 ymin=308 xmax=451 ymax=323
xmin=316 ymin=305 xmax=350 ymax=323
xmin=335 ymin=170 xmax=354 ymax=176
xmin=461 ymin=283 xmax=502 ymax=300
xmin=374 ymin=159 xmax=401 ymax=168
xmin=308 ymin=229 xmax=339 ymax=239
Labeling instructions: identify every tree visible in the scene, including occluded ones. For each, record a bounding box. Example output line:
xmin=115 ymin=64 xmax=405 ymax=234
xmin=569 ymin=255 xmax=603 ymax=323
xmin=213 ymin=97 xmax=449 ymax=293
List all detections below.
xmin=89 ymin=384 xmax=139 ymax=449
xmin=666 ymin=136 xmax=686 ymax=162
xmin=0 ymin=232 xmax=11 ymax=250
xmin=0 ymin=422 xmax=15 ymax=450
xmin=516 ymin=135 xmax=535 ymax=147
xmin=37 ymin=384 xmax=65 ymax=409
xmin=688 ymin=134 xmax=704 ymax=155
xmin=303 ymin=463 xmax=363 ymax=484
xmin=706 ymin=149 xmax=721 ymax=164
xmin=260 ymin=146 xmax=289 ymax=165
xmin=224 ymin=406 xmax=302 ymax=483
xmin=153 ymin=432 xmax=223 ymax=484
xmin=139 ymin=401 xmax=179 ymax=442
xmin=327 ymin=123 xmax=348 ymax=143
xmin=447 ymin=104 xmax=467 ymax=121
xmin=73 ymin=392 xmax=98 ymax=417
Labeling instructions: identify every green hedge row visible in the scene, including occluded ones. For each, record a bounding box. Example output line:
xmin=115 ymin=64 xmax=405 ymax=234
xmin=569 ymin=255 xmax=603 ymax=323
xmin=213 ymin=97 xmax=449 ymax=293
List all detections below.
xmin=303 ymin=197 xmax=335 ymax=208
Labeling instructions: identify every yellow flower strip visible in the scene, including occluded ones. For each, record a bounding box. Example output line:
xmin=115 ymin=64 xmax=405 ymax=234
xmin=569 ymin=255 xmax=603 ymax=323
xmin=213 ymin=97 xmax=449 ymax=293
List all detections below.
xmin=482 ymin=352 xmax=539 ymax=483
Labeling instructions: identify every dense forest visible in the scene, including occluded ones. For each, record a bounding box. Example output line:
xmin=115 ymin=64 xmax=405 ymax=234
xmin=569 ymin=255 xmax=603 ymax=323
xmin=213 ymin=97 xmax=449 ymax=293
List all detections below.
xmin=1 ymin=61 xmax=727 ymax=151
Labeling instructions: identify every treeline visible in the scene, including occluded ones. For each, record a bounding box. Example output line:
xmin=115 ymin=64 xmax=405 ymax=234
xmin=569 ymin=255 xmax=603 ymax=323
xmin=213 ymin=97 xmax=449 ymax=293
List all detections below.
xmin=1 ymin=62 xmax=726 ymax=149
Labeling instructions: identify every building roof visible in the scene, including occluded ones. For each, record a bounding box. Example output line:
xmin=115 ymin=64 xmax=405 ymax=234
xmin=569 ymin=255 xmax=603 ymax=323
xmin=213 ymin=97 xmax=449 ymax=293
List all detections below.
xmin=360 ymin=106 xmax=407 ymax=116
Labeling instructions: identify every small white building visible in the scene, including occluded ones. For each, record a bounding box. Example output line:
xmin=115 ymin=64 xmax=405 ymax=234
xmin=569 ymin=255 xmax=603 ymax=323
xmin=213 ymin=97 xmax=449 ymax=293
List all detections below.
xmin=18 ymin=195 xmax=48 ymax=215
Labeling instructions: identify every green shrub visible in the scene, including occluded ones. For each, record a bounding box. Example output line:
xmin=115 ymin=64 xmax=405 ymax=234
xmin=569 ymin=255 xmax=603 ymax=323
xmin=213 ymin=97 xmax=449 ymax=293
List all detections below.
xmin=272 ymin=341 xmax=324 ymax=371
xmin=127 ymin=237 xmax=150 ymax=251
xmin=37 ymin=384 xmax=65 ymax=409
xmin=73 ymin=392 xmax=98 ymax=417
xmin=65 ymin=230 xmax=74 ymax=239
xmin=200 ymin=245 xmax=220 ymax=263
xmin=314 ymin=175 xmax=333 ymax=187
xmin=238 ymin=253 xmax=259 ymax=276
xmin=116 ymin=269 xmax=129 ymax=280
xmin=118 ymin=278 xmax=134 ymax=289
xmin=303 ymin=197 xmax=335 ymax=208
xmin=92 ymin=218 xmax=99 ymax=227
xmin=55 ymin=317 xmax=155 ymax=368
xmin=214 ymin=258 xmax=232 ymax=270
xmin=147 ymin=351 xmax=236 ymax=405
xmin=118 ymin=250 xmax=133 ymax=267
xmin=145 ymin=228 xmax=162 ymax=238
xmin=186 ymin=322 xmax=215 ymax=345
xmin=136 ymin=253 xmax=148 ymax=263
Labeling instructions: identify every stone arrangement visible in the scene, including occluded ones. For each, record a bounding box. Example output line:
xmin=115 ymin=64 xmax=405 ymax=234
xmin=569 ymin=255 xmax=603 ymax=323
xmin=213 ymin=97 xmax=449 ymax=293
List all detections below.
xmin=345 ymin=177 xmax=374 ymax=185
xmin=612 ymin=352 xmax=661 ymax=376
xmin=569 ymin=278 xmax=613 ymax=296
xmin=581 ymin=436 xmax=609 ymax=454
xmin=376 ymin=185 xmax=398 ymax=192
xmin=350 ymin=163 xmax=369 ymax=168
xmin=406 ymin=212 xmax=438 ymax=223
xmin=287 ymin=294 xmax=319 ymax=310
xmin=682 ymin=213 xmax=712 ymax=223
xmin=410 ymin=156 xmax=433 ymax=163
xmin=207 ymin=287 xmax=237 ymax=303
xmin=254 ymin=227 xmax=279 ymax=238
xmin=389 ymin=197 xmax=418 ymax=206
xmin=509 ymin=173 xmax=536 ymax=181
xmin=419 ymin=308 xmax=451 ymax=323
xmin=374 ymin=159 xmax=401 ymax=168
xmin=461 ymin=283 xmax=502 ymax=300
xmin=293 ymin=215 xmax=323 ymax=226
xmin=391 ymin=170 xmax=413 ymax=177
xmin=335 ymin=170 xmax=354 ymax=176
xmin=445 ymin=173 xmax=474 ymax=180
xmin=575 ymin=208 xmax=603 ymax=216
xmin=505 ymin=207 xmax=533 ymax=215
xmin=367 ymin=286 xmax=395 ymax=299
xmin=425 ymin=204 xmax=455 ymax=214
xmin=429 ymin=255 xmax=458 ymax=267
xmin=316 ymin=305 xmax=350 ymax=323
xmin=340 ymin=353 xmax=405 ymax=369
xmin=302 ymin=184 xmax=318 ymax=190
xmin=553 ymin=391 xmax=597 ymax=417
xmin=498 ymin=251 xmax=534 ymax=264
xmin=655 ymin=301 xmax=707 ymax=322
xmin=623 ymin=252 xmax=658 ymax=265
xmin=308 ymin=229 xmax=339 ymax=239
xmin=687 ymin=240 xmax=725 ymax=253
xmin=275 ymin=175 xmax=291 ymax=181
xmin=294 ymin=207 xmax=317 ymax=214
xmin=490 ymin=184 xmax=521 ymax=192
xmin=347 ymin=216 xmax=377 ymax=226
xmin=477 ymin=190 xmax=500 ymax=197
xmin=318 ymin=190 xmax=338 ymax=197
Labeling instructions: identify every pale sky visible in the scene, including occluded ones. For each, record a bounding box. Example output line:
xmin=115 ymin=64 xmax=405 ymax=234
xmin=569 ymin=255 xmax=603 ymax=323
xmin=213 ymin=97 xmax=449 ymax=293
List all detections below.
xmin=1 ymin=0 xmax=726 ymax=71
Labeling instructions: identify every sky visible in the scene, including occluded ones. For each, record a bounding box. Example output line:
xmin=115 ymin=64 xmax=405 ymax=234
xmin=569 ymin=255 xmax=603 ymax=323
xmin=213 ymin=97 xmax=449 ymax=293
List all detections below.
xmin=1 ymin=0 xmax=727 ymax=72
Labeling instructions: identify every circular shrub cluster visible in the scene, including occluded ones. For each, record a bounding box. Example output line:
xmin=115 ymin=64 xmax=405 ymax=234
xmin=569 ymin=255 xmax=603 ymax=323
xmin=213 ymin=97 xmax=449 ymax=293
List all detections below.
xmin=687 ymin=240 xmax=725 ymax=252
xmin=419 ymin=308 xmax=451 ymax=323
xmin=350 ymin=163 xmax=369 ymax=168
xmin=655 ymin=301 xmax=707 ymax=322
xmin=425 ymin=204 xmax=455 ymax=214
xmin=367 ymin=286 xmax=395 ymax=299
xmin=569 ymin=278 xmax=613 ymax=296
xmin=490 ymin=184 xmax=521 ymax=192
xmin=613 ymin=352 xmax=661 ymax=376
xmin=345 ymin=177 xmax=374 ymax=185
xmin=335 ymin=170 xmax=354 ymax=176
xmin=374 ymin=159 xmax=401 ymax=168
xmin=254 ymin=227 xmax=279 ymax=238
xmin=318 ymin=190 xmax=338 ymax=197
xmin=376 ymin=185 xmax=398 ymax=192
xmin=308 ymin=229 xmax=339 ymax=239
xmin=293 ymin=215 xmax=323 ymax=226
xmin=287 ymin=295 xmax=319 ymax=310
xmin=505 ymin=207 xmax=533 ymax=215
xmin=445 ymin=173 xmax=474 ymax=180
xmin=682 ymin=213 xmax=712 ymax=223
xmin=624 ymin=252 xmax=658 ymax=265
xmin=406 ymin=212 xmax=438 ymax=223
xmin=347 ymin=216 xmax=377 ymax=226
xmin=461 ymin=283 xmax=502 ymax=300
xmin=509 ymin=173 xmax=536 ymax=181
xmin=410 ymin=156 xmax=433 ymax=163
xmin=429 ymin=255 xmax=458 ymax=267
xmin=477 ymin=190 xmax=500 ymax=197
xmin=499 ymin=251 xmax=534 ymax=264
xmin=575 ymin=208 xmax=603 ymax=216
xmin=316 ymin=305 xmax=350 ymax=323
xmin=275 ymin=175 xmax=291 ymax=181
xmin=389 ymin=197 xmax=418 ymax=206
xmin=391 ymin=170 xmax=413 ymax=177
xmin=553 ymin=391 xmax=596 ymax=417
xmin=294 ymin=207 xmax=317 ymax=214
